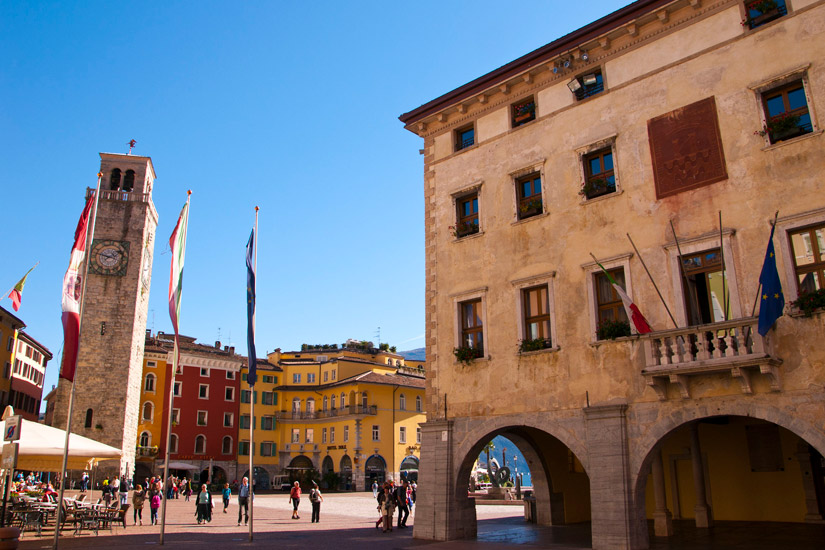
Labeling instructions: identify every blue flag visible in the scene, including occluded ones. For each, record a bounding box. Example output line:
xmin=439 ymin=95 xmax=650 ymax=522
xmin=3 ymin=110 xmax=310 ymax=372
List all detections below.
xmin=246 ymin=228 xmax=257 ymax=386
xmin=757 ymin=224 xmax=784 ymax=336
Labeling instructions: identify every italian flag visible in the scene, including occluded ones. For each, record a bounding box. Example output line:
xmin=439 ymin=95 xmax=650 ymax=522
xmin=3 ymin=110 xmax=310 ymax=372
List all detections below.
xmin=8 ymin=264 xmax=37 ymax=311
xmin=596 ymin=261 xmax=652 ymax=334
xmin=168 ymin=196 xmax=190 ymax=342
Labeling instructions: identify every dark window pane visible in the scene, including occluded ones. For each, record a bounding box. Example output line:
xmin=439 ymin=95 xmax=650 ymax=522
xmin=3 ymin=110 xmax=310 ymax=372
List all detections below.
xmin=765 ymin=95 xmax=786 ymax=117
xmin=522 ymin=181 xmax=531 ymax=197
xmin=534 ymin=178 xmax=541 ymax=194
xmin=787 ymin=87 xmax=806 ymax=110
xmin=589 ymin=157 xmax=602 ymax=175
xmin=603 ymin=152 xmax=613 ymax=171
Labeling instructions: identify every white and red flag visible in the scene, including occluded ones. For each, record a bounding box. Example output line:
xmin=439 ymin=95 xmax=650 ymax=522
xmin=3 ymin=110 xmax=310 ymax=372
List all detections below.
xmin=595 ymin=259 xmax=652 ymax=334
xmin=168 ymin=195 xmax=190 ymax=348
xmin=60 ymin=193 xmax=96 ymax=382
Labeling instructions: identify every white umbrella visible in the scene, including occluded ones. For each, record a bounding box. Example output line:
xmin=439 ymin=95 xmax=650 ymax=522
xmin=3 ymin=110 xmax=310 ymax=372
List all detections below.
xmin=0 ymin=418 xmax=121 ymax=471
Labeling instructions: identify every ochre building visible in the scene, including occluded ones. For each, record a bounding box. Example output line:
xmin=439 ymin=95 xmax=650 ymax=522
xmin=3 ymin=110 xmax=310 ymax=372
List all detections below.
xmin=400 ymin=0 xmax=825 ymax=548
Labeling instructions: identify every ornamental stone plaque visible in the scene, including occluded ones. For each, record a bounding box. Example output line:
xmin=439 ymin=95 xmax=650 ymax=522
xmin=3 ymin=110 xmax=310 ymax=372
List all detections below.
xmin=648 ymin=96 xmax=728 ymax=199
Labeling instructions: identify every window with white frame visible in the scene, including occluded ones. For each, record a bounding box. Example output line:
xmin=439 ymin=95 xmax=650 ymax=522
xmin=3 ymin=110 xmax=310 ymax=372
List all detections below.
xmin=399 ymin=426 xmax=406 ymax=444
xmin=453 ymin=287 xmax=487 ymax=360
xmin=196 ymin=410 xmax=207 ymax=426
xmin=170 ymin=434 xmax=179 ymax=453
xmin=171 ymin=408 xmax=180 ymax=425
xmin=777 ymin=209 xmax=825 ymax=303
xmin=238 ymin=441 xmax=250 ymax=456
xmin=305 ymin=428 xmax=314 ymax=443
xmin=416 ymin=426 xmax=422 ymax=444
xmin=225 ymin=387 xmax=235 ymax=401
xmin=223 ymin=412 xmax=233 ymax=427
xmin=291 ymin=429 xmax=300 ymax=443
xmin=307 ymin=373 xmax=316 ymax=383
xmin=194 ymin=435 xmax=206 ymax=454
xmin=226 ymin=370 xmax=235 ymax=379
xmin=222 ymin=436 xmax=233 ymax=455
xmin=173 ymin=381 xmax=181 ymax=397
xmin=372 ymin=425 xmax=379 ymax=442
xmin=200 ymin=367 xmax=209 ymax=377
xmin=322 ymin=428 xmax=327 ymax=443
xmin=399 ymin=393 xmax=406 ymax=411
xmin=139 ymin=431 xmax=150 ymax=447
xmin=144 ymin=373 xmax=156 ymax=392
xmin=147 ymin=361 xmax=156 ymax=368
xmin=142 ymin=402 xmax=153 ymax=422
xmin=585 ymin=254 xmax=657 ymax=340
xmin=331 ymin=370 xmax=336 ymax=380
xmin=198 ymin=384 xmax=209 ymax=399
xmin=416 ymin=395 xmax=422 ymax=412
xmin=751 ymin=66 xmax=817 ymax=146
xmin=330 ymin=427 xmax=335 ymax=443
xmin=344 ymin=425 xmax=349 ymax=442
xmin=513 ymin=271 xmax=557 ymax=353
xmin=260 ymin=442 xmax=275 ymax=456
xmin=511 ymin=163 xmax=545 ymax=222
xmin=663 ymin=231 xmax=742 ymax=328
xmin=293 ymin=373 xmax=301 ymax=384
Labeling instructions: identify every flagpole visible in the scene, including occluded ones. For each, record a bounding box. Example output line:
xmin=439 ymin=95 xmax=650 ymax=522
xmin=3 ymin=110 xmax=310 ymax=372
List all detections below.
xmin=54 ymin=173 xmax=102 ymax=550
xmin=622 ymin=237 xmax=680 ymax=329
xmin=1 ymin=262 xmax=39 ymax=307
xmin=718 ymin=211 xmax=728 ymax=322
xmin=160 ymin=191 xmax=191 ymax=546
xmin=249 ymin=206 xmax=258 ymax=542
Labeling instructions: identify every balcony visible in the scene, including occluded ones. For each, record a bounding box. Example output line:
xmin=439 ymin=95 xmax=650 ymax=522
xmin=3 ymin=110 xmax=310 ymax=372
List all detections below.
xmin=642 ymin=317 xmax=782 ymax=400
xmin=276 ymin=404 xmax=378 ymax=421
xmin=136 ymin=446 xmax=158 ymax=458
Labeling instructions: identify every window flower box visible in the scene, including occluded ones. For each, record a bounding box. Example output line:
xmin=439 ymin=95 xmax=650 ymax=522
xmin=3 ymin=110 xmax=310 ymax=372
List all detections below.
xmin=519 ymin=199 xmax=543 ymax=218
xmin=597 ymin=319 xmax=631 ymax=340
xmin=450 ymin=221 xmax=480 ymax=238
xmin=519 ymin=338 xmax=553 ymax=353
xmin=791 ymin=288 xmax=825 ymax=317
xmin=453 ymin=345 xmax=484 ymax=365
xmin=579 ymin=177 xmax=615 ymax=200
xmin=742 ymin=0 xmax=786 ymax=29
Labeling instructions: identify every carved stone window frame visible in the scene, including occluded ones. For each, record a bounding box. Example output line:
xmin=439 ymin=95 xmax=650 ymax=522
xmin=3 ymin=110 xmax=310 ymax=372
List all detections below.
xmin=511 ymin=271 xmax=559 ymax=353
xmin=775 ymin=207 xmax=825 ymax=303
xmin=575 ymin=134 xmax=621 ymax=204
xmin=450 ymin=180 xmax=484 ymax=241
xmin=509 ymin=159 xmax=547 ymax=224
xmin=749 ymin=64 xmax=819 ymax=148
xmin=450 ymin=286 xmax=489 ymax=361
xmin=581 ymin=253 xmax=633 ymax=342
xmin=663 ymin=229 xmax=742 ymax=327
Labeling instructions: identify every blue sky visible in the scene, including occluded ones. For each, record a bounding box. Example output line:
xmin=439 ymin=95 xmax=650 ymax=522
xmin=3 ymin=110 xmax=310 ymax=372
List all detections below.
xmin=1 ymin=1 xmax=629 ymax=401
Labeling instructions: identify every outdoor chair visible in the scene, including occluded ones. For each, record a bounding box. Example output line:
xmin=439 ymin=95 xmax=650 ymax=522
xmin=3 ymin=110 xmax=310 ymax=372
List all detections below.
xmin=21 ymin=510 xmax=44 ymax=537
xmin=115 ymin=504 xmax=130 ymax=529
xmin=76 ymin=494 xmax=87 ymax=502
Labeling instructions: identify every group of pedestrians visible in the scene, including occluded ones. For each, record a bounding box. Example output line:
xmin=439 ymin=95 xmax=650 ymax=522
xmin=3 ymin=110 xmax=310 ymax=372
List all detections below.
xmin=374 ymin=479 xmax=415 ymax=533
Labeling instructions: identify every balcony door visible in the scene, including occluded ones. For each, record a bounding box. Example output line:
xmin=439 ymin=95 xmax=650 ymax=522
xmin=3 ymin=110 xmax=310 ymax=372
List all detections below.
xmin=680 ymin=248 xmax=730 ymax=326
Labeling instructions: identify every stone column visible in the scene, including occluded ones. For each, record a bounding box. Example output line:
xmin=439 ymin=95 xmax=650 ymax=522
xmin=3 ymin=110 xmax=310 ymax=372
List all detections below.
xmin=795 ymin=442 xmax=824 ymax=522
xmin=689 ymin=422 xmax=713 ymax=528
xmin=652 ymin=449 xmax=673 ymax=537
xmin=413 ymin=420 xmax=475 ymax=541
xmin=584 ymin=403 xmax=646 ymax=550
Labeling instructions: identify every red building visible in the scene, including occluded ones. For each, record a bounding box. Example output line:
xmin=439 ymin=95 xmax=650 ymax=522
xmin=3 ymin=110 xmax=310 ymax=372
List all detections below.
xmin=136 ymin=332 xmax=242 ymax=486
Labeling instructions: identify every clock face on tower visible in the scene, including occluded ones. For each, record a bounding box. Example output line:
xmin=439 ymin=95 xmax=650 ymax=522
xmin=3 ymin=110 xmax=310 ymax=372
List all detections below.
xmin=89 ymin=240 xmax=130 ymax=276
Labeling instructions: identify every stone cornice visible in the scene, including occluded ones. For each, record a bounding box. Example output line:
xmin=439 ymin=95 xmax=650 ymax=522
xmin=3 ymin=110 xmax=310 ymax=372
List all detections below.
xmin=402 ymin=0 xmax=731 ymax=138
xmin=174 ymin=352 xmax=244 ymax=371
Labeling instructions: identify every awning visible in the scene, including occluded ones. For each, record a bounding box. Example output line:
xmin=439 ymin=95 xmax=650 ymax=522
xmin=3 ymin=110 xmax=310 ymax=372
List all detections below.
xmin=158 ymin=462 xmax=198 ymax=470
xmin=0 ymin=418 xmax=121 ymax=471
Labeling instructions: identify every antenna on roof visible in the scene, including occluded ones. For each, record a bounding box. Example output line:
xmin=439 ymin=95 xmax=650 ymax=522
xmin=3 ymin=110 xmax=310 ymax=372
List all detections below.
xmin=375 ymin=327 xmax=381 ymax=347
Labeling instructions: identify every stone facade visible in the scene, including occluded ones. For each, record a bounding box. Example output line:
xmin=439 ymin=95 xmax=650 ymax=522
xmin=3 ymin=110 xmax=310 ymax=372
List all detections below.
xmin=401 ymin=0 xmax=825 ymax=548
xmin=51 ymin=153 xmax=158 ymax=477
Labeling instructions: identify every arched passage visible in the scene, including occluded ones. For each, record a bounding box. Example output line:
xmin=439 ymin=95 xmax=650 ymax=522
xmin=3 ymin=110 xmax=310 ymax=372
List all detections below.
xmin=365 ymin=454 xmax=386 ymax=490
xmin=635 ymin=414 xmax=825 ymax=548
xmin=400 ymin=455 xmax=419 ymax=482
xmin=454 ymin=425 xmax=591 ymax=540
xmin=340 ymin=455 xmax=353 ymax=491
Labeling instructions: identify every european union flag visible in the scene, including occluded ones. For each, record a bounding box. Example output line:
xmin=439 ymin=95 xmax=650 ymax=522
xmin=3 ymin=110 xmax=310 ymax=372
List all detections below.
xmin=246 ymin=228 xmax=257 ymax=386
xmin=758 ymin=224 xmax=784 ymax=336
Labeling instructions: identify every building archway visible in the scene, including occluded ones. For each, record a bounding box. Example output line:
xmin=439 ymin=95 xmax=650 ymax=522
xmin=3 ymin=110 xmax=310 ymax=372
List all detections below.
xmin=365 ymin=454 xmax=386 ymax=490
xmin=635 ymin=414 xmax=825 ymax=547
xmin=400 ymin=455 xmax=419 ymax=483
xmin=287 ymin=455 xmax=315 ymax=487
xmin=452 ymin=425 xmax=591 ymax=540
xmin=340 ymin=455 xmax=353 ymax=491
xmin=242 ymin=466 xmax=270 ymax=490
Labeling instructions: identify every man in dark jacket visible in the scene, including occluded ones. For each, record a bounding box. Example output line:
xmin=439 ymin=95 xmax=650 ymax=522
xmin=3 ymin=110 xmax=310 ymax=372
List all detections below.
xmin=395 ymin=480 xmax=410 ymax=528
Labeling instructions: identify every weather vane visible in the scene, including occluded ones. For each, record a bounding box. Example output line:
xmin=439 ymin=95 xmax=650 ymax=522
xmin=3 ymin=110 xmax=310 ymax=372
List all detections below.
xmin=127 ymin=139 xmax=137 ymax=155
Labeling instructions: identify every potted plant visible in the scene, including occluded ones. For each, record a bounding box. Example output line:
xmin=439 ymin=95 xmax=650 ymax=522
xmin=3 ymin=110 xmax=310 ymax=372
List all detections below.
xmin=449 ymin=221 xmax=479 ymax=238
xmin=755 ymin=112 xmax=802 ymax=142
xmin=791 ymin=288 xmax=825 ymax=317
xmin=453 ymin=345 xmax=483 ymax=365
xmin=597 ymin=319 xmax=631 ymax=340
xmin=741 ymin=0 xmax=781 ymax=28
xmin=519 ymin=338 xmax=553 ymax=353
xmin=519 ymin=199 xmax=543 ymax=217
xmin=513 ymin=101 xmax=536 ymax=123
xmin=579 ymin=177 xmax=613 ymax=199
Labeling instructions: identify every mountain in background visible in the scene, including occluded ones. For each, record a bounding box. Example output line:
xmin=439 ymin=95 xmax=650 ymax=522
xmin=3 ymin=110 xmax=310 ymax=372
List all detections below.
xmin=399 ymin=347 xmax=425 ymax=361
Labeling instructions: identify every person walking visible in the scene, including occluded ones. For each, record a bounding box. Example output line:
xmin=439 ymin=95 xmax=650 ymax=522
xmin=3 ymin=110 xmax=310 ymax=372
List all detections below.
xmin=309 ymin=481 xmax=323 ymax=523
xmin=102 ymin=478 xmax=113 ymax=507
xmin=149 ymin=487 xmax=161 ymax=525
xmin=132 ymin=484 xmax=145 ymax=526
xmin=371 ymin=480 xmax=378 ymax=498
xmin=184 ymin=478 xmax=192 ymax=502
xmin=289 ymin=481 xmax=301 ymax=519
xmin=377 ymin=484 xmax=396 ymax=533
xmin=237 ymin=477 xmax=251 ymax=526
xmin=195 ymin=484 xmax=213 ymax=524
xmin=395 ymin=480 xmax=410 ymax=528
xmin=222 ymin=482 xmax=231 ymax=514
xmin=80 ymin=471 xmax=89 ymax=493
xmin=118 ymin=475 xmax=129 ymax=506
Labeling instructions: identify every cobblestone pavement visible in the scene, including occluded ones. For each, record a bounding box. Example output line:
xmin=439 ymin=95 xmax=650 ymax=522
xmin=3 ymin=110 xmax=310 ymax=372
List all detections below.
xmin=15 ymin=492 xmax=825 ymax=549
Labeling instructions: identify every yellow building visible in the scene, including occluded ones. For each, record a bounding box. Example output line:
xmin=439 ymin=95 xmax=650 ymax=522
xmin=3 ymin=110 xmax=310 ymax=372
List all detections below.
xmin=0 ymin=306 xmax=26 ymax=410
xmin=239 ymin=341 xmax=426 ymax=491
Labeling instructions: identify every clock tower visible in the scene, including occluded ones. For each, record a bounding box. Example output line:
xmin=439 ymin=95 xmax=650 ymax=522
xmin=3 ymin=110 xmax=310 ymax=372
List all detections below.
xmin=51 ymin=153 xmax=158 ymax=476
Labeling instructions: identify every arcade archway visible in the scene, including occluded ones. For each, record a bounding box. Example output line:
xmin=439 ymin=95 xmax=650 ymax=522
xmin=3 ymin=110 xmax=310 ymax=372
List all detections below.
xmin=637 ymin=415 xmax=825 ymax=547
xmin=455 ymin=425 xmax=591 ymax=540
xmin=365 ymin=454 xmax=386 ymax=490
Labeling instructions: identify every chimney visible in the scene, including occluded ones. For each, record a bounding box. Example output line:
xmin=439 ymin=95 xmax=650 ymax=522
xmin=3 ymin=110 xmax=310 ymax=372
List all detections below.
xmin=215 ymin=341 xmax=221 ymax=349
xmin=229 ymin=346 xmax=235 ymax=355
